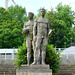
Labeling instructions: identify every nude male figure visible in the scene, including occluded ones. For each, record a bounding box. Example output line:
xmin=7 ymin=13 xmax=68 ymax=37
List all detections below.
xmin=32 ymin=8 xmax=51 ymax=65
xmin=22 ymin=12 xmax=34 ymax=65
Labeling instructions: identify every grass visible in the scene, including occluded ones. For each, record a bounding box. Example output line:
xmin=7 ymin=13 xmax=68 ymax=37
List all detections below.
xmin=3 ymin=72 xmax=5 ymax=75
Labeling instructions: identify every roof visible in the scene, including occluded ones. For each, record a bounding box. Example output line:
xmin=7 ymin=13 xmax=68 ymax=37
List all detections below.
xmin=61 ymin=46 xmax=75 ymax=54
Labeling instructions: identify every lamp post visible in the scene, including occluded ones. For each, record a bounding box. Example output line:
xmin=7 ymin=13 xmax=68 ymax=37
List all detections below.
xmin=64 ymin=42 xmax=66 ymax=48
xmin=70 ymin=38 xmax=73 ymax=46
xmin=5 ymin=0 xmax=16 ymax=9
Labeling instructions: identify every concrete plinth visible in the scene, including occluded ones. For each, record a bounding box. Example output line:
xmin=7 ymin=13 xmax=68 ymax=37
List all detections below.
xmin=16 ymin=65 xmax=52 ymax=75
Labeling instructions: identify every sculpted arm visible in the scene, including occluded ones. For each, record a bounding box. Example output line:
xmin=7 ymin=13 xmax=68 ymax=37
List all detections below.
xmin=22 ymin=22 xmax=28 ymax=34
xmin=48 ymin=20 xmax=52 ymax=36
xmin=33 ymin=19 xmax=37 ymax=37
xmin=22 ymin=22 xmax=26 ymax=34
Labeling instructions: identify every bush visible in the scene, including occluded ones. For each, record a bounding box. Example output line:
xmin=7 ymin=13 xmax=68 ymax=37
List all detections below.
xmin=14 ymin=43 xmax=62 ymax=73
xmin=14 ymin=42 xmax=33 ymax=69
xmin=46 ymin=44 xmax=62 ymax=73
xmin=14 ymin=42 xmax=27 ymax=69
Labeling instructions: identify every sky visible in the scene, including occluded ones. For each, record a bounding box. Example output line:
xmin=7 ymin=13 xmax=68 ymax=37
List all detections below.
xmin=0 ymin=0 xmax=75 ymax=15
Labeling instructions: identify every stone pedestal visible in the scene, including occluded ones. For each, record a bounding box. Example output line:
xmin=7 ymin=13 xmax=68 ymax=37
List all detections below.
xmin=16 ymin=65 xmax=52 ymax=75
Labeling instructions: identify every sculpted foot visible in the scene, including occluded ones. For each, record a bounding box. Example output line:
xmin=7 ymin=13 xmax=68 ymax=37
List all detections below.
xmin=27 ymin=63 xmax=30 ymax=65
xmin=31 ymin=62 xmax=36 ymax=65
xmin=37 ymin=62 xmax=40 ymax=65
xmin=42 ymin=62 xmax=45 ymax=65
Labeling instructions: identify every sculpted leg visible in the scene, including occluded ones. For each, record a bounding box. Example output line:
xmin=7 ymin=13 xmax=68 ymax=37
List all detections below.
xmin=31 ymin=49 xmax=37 ymax=65
xmin=42 ymin=38 xmax=48 ymax=65
xmin=26 ymin=39 xmax=32 ymax=65
xmin=32 ymin=40 xmax=37 ymax=65
xmin=27 ymin=47 xmax=31 ymax=65
xmin=41 ymin=45 xmax=46 ymax=65
xmin=36 ymin=37 xmax=42 ymax=64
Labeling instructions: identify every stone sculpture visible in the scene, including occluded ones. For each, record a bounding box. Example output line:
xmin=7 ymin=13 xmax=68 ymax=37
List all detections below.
xmin=22 ymin=12 xmax=34 ymax=65
xmin=32 ymin=8 xmax=51 ymax=65
xmin=17 ymin=9 xmax=52 ymax=75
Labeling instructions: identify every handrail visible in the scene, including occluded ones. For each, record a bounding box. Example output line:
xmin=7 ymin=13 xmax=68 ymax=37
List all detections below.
xmin=0 ymin=48 xmax=18 ymax=60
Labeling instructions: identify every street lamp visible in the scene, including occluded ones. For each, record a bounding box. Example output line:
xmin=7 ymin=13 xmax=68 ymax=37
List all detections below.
xmin=64 ymin=42 xmax=66 ymax=48
xmin=70 ymin=38 xmax=73 ymax=46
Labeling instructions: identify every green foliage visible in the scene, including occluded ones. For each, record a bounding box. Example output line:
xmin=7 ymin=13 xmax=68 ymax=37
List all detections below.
xmin=45 ymin=3 xmax=75 ymax=48
xmin=14 ymin=43 xmax=61 ymax=73
xmin=56 ymin=3 xmax=74 ymax=27
xmin=8 ymin=5 xmax=28 ymax=26
xmin=14 ymin=42 xmax=27 ymax=69
xmin=71 ymin=28 xmax=75 ymax=43
xmin=68 ymin=63 xmax=71 ymax=67
xmin=0 ymin=5 xmax=28 ymax=48
xmin=3 ymin=72 xmax=5 ymax=75
xmin=46 ymin=44 xmax=62 ymax=73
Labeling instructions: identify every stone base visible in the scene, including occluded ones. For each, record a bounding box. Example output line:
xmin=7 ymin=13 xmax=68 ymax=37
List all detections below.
xmin=16 ymin=65 xmax=52 ymax=75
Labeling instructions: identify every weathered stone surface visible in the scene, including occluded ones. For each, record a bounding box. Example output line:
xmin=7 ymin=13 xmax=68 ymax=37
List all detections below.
xmin=0 ymin=60 xmax=16 ymax=75
xmin=57 ymin=65 xmax=75 ymax=75
xmin=32 ymin=8 xmax=51 ymax=65
xmin=16 ymin=65 xmax=52 ymax=75
xmin=0 ymin=60 xmax=75 ymax=75
xmin=22 ymin=12 xmax=34 ymax=65
xmin=17 ymin=72 xmax=52 ymax=75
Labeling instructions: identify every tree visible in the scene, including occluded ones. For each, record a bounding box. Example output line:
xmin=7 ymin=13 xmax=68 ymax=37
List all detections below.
xmin=0 ymin=5 xmax=28 ymax=48
xmin=44 ymin=3 xmax=75 ymax=48
xmin=8 ymin=5 xmax=28 ymax=27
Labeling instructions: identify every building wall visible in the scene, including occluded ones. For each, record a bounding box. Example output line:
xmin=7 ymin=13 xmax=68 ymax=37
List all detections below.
xmin=0 ymin=60 xmax=16 ymax=75
xmin=0 ymin=60 xmax=75 ymax=75
xmin=57 ymin=65 xmax=75 ymax=75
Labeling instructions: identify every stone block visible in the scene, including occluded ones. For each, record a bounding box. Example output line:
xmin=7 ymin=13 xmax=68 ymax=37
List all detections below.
xmin=16 ymin=65 xmax=52 ymax=75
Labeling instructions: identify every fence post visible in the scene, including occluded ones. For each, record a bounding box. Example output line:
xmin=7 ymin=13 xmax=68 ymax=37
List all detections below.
xmin=55 ymin=46 xmax=56 ymax=52
xmin=67 ymin=49 xmax=68 ymax=59
xmin=0 ymin=53 xmax=1 ymax=59
xmin=59 ymin=48 xmax=61 ymax=51
xmin=12 ymin=47 xmax=15 ymax=60
xmin=74 ymin=49 xmax=75 ymax=59
xmin=5 ymin=50 xmax=6 ymax=60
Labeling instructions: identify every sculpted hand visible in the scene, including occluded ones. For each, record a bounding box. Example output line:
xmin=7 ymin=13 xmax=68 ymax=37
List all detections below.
xmin=22 ymin=28 xmax=29 ymax=34
xmin=33 ymin=36 xmax=37 ymax=42
xmin=48 ymin=30 xmax=52 ymax=36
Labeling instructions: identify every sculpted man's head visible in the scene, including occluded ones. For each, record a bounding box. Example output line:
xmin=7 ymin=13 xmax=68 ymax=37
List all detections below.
xmin=40 ymin=8 xmax=46 ymax=17
xmin=28 ymin=12 xmax=34 ymax=19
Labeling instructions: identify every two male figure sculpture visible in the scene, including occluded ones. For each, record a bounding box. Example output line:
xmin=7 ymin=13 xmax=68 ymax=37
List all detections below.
xmin=22 ymin=8 xmax=51 ymax=65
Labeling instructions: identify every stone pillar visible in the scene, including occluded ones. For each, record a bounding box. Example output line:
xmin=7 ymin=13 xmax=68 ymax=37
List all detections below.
xmin=16 ymin=65 xmax=52 ymax=75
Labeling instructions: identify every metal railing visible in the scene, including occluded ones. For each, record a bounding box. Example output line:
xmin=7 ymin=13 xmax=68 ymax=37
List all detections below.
xmin=0 ymin=48 xmax=18 ymax=60
xmin=0 ymin=47 xmax=66 ymax=60
xmin=55 ymin=48 xmax=66 ymax=51
xmin=0 ymin=47 xmax=75 ymax=60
